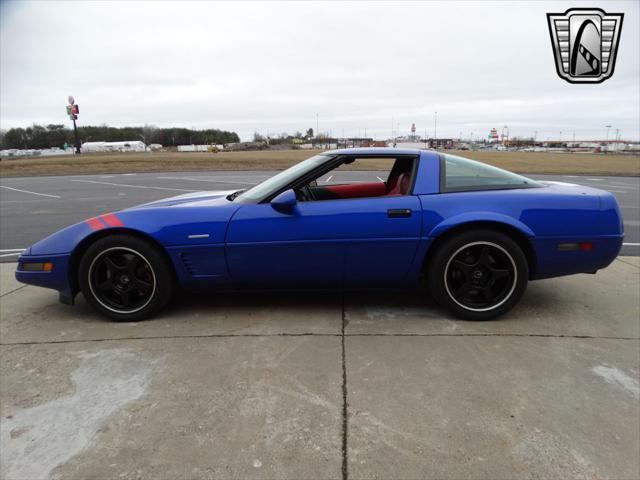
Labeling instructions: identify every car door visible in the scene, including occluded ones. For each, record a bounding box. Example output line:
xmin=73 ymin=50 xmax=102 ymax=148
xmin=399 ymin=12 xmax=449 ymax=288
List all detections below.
xmin=225 ymin=194 xmax=422 ymax=289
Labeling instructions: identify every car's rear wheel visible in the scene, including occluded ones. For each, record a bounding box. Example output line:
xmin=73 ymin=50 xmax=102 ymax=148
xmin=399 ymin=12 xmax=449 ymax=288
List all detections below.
xmin=79 ymin=234 xmax=175 ymax=321
xmin=427 ymin=229 xmax=528 ymax=320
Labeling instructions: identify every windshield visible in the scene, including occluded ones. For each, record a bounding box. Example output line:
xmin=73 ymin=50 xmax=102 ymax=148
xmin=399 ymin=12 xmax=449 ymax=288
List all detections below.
xmin=233 ymin=154 xmax=331 ymax=203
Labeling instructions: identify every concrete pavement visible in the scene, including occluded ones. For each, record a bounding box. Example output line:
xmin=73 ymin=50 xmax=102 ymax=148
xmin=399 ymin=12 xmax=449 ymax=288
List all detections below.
xmin=1 ymin=259 xmax=639 ymax=479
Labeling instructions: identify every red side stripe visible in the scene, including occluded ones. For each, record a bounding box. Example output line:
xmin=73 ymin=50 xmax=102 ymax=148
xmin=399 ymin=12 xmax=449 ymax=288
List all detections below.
xmin=87 ymin=217 xmax=106 ymax=231
xmin=101 ymin=213 xmax=125 ymax=227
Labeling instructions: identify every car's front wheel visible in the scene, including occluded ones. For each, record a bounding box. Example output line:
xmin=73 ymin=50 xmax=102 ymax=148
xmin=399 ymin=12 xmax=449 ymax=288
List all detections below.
xmin=427 ymin=229 xmax=529 ymax=320
xmin=78 ymin=234 xmax=175 ymax=321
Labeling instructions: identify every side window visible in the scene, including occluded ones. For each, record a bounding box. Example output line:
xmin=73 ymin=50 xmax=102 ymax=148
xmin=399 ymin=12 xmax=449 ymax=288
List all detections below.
xmin=441 ymin=154 xmax=540 ymax=192
xmin=302 ymin=157 xmax=416 ymax=202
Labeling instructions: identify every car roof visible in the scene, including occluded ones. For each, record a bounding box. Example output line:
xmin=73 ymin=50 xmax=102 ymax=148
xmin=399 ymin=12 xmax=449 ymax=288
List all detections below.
xmin=323 ymin=147 xmax=426 ymax=156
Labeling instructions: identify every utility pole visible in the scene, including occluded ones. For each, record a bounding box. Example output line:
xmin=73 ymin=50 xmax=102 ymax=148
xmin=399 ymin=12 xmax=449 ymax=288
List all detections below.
xmin=605 ymin=125 xmax=612 ymax=154
xmin=391 ymin=116 xmax=394 ymax=144
xmin=434 ymin=111 xmax=438 ymax=146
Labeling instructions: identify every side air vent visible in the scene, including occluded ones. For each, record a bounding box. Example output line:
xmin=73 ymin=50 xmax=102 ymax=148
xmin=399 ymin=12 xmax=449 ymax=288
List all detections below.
xmin=179 ymin=253 xmax=196 ymax=276
xmin=176 ymin=247 xmax=226 ymax=278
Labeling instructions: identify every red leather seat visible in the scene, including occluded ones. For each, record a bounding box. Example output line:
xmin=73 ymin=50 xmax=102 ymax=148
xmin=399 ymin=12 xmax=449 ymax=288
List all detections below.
xmin=325 ymin=182 xmax=387 ymax=199
xmin=386 ymin=172 xmax=411 ymax=195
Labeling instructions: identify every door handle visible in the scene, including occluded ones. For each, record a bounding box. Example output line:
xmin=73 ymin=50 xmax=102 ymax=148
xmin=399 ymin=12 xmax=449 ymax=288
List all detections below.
xmin=387 ymin=208 xmax=412 ymax=218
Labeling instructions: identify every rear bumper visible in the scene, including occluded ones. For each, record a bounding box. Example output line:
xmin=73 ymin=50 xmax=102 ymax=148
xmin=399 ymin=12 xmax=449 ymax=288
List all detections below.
xmin=531 ymin=234 xmax=623 ymax=280
xmin=15 ymin=253 xmax=74 ymax=299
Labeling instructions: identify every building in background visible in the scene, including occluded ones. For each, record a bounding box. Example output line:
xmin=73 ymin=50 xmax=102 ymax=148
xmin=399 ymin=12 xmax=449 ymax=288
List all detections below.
xmin=82 ymin=141 xmax=146 ymax=153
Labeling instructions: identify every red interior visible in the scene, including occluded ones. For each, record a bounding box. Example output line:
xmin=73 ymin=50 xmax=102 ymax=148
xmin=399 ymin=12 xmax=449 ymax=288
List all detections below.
xmin=386 ymin=173 xmax=411 ymax=196
xmin=325 ymin=182 xmax=387 ymax=199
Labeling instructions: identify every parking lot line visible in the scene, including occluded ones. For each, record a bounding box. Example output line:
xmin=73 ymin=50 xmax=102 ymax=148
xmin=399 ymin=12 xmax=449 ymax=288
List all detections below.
xmin=69 ymin=179 xmax=197 ymax=192
xmin=157 ymin=176 xmax=259 ymax=185
xmin=0 ymin=186 xmax=61 ymax=199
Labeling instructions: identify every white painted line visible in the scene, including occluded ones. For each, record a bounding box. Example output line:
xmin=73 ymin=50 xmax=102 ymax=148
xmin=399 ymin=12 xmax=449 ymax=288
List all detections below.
xmin=623 ymin=243 xmax=640 ymax=246
xmin=376 ymin=176 xmax=384 ymax=182
xmin=0 ymin=186 xmax=60 ymax=199
xmin=0 ymin=252 xmax=22 ymax=258
xmin=324 ymin=175 xmax=334 ymax=183
xmin=0 ymin=248 xmax=25 ymax=252
xmin=586 ymin=178 xmax=603 ymax=181
xmin=600 ymin=184 xmax=636 ymax=191
xmin=70 ymin=179 xmax=197 ymax=192
xmin=563 ymin=175 xmax=579 ymax=178
xmin=157 ymin=176 xmax=258 ymax=185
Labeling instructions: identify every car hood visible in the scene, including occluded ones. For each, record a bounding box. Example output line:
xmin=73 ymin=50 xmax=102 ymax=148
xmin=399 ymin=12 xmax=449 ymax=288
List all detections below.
xmin=133 ymin=190 xmax=238 ymax=209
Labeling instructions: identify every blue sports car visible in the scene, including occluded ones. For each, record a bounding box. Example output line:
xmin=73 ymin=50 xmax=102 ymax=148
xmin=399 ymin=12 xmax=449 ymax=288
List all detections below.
xmin=15 ymin=148 xmax=623 ymax=321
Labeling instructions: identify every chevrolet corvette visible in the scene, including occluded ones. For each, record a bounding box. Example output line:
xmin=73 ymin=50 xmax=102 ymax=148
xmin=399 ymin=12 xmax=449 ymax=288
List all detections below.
xmin=15 ymin=148 xmax=624 ymax=321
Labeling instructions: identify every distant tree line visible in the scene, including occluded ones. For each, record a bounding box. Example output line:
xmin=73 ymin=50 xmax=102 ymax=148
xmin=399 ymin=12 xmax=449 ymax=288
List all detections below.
xmin=0 ymin=124 xmax=240 ymax=150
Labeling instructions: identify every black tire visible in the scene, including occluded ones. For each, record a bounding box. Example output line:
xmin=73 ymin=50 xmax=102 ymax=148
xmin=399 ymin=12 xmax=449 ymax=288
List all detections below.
xmin=427 ymin=229 xmax=529 ymax=320
xmin=78 ymin=234 xmax=175 ymax=321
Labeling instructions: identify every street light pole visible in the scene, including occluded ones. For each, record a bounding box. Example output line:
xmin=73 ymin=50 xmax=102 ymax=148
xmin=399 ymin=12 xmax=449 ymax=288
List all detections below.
xmin=605 ymin=125 xmax=612 ymax=154
xmin=434 ymin=111 xmax=437 ymax=147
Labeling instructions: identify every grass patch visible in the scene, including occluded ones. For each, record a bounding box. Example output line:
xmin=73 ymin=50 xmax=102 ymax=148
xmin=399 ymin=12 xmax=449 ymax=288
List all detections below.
xmin=1 ymin=149 xmax=638 ymax=177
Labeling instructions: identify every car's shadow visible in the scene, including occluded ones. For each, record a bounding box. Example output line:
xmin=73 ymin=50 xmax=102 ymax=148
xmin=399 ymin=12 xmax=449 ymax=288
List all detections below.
xmin=60 ymin=281 xmax=569 ymax=332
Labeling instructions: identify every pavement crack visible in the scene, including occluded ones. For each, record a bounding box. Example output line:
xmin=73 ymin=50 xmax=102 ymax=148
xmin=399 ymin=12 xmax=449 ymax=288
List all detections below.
xmin=346 ymin=333 xmax=639 ymax=340
xmin=1 ymin=332 xmax=637 ymax=347
xmin=0 ymin=332 xmax=341 ymax=346
xmin=0 ymin=285 xmax=27 ymax=298
xmin=341 ymin=292 xmax=349 ymax=480
xmin=615 ymin=257 xmax=640 ymax=269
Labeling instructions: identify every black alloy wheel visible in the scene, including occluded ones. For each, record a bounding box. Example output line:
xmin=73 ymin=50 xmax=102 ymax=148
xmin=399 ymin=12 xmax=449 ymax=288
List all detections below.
xmin=428 ymin=229 xmax=529 ymax=320
xmin=89 ymin=247 xmax=156 ymax=314
xmin=79 ymin=234 xmax=175 ymax=321
xmin=444 ymin=242 xmax=516 ymax=311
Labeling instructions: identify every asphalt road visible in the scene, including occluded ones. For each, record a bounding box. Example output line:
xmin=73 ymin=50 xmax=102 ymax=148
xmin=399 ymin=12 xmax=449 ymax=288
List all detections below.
xmin=1 ymin=171 xmax=638 ymax=261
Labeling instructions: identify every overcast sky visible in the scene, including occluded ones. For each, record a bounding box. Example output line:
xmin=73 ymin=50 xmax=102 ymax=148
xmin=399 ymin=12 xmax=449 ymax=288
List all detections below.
xmin=1 ymin=1 xmax=638 ymax=141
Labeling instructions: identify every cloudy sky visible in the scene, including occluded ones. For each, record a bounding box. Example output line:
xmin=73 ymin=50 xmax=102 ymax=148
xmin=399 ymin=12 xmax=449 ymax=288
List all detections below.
xmin=1 ymin=1 xmax=638 ymax=141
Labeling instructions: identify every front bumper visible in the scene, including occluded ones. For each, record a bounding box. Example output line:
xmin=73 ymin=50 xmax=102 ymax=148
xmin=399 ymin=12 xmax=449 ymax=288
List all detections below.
xmin=15 ymin=252 xmax=74 ymax=301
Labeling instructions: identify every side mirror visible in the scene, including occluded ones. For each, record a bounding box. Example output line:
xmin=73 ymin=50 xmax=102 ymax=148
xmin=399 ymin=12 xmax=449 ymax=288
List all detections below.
xmin=270 ymin=189 xmax=297 ymax=213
